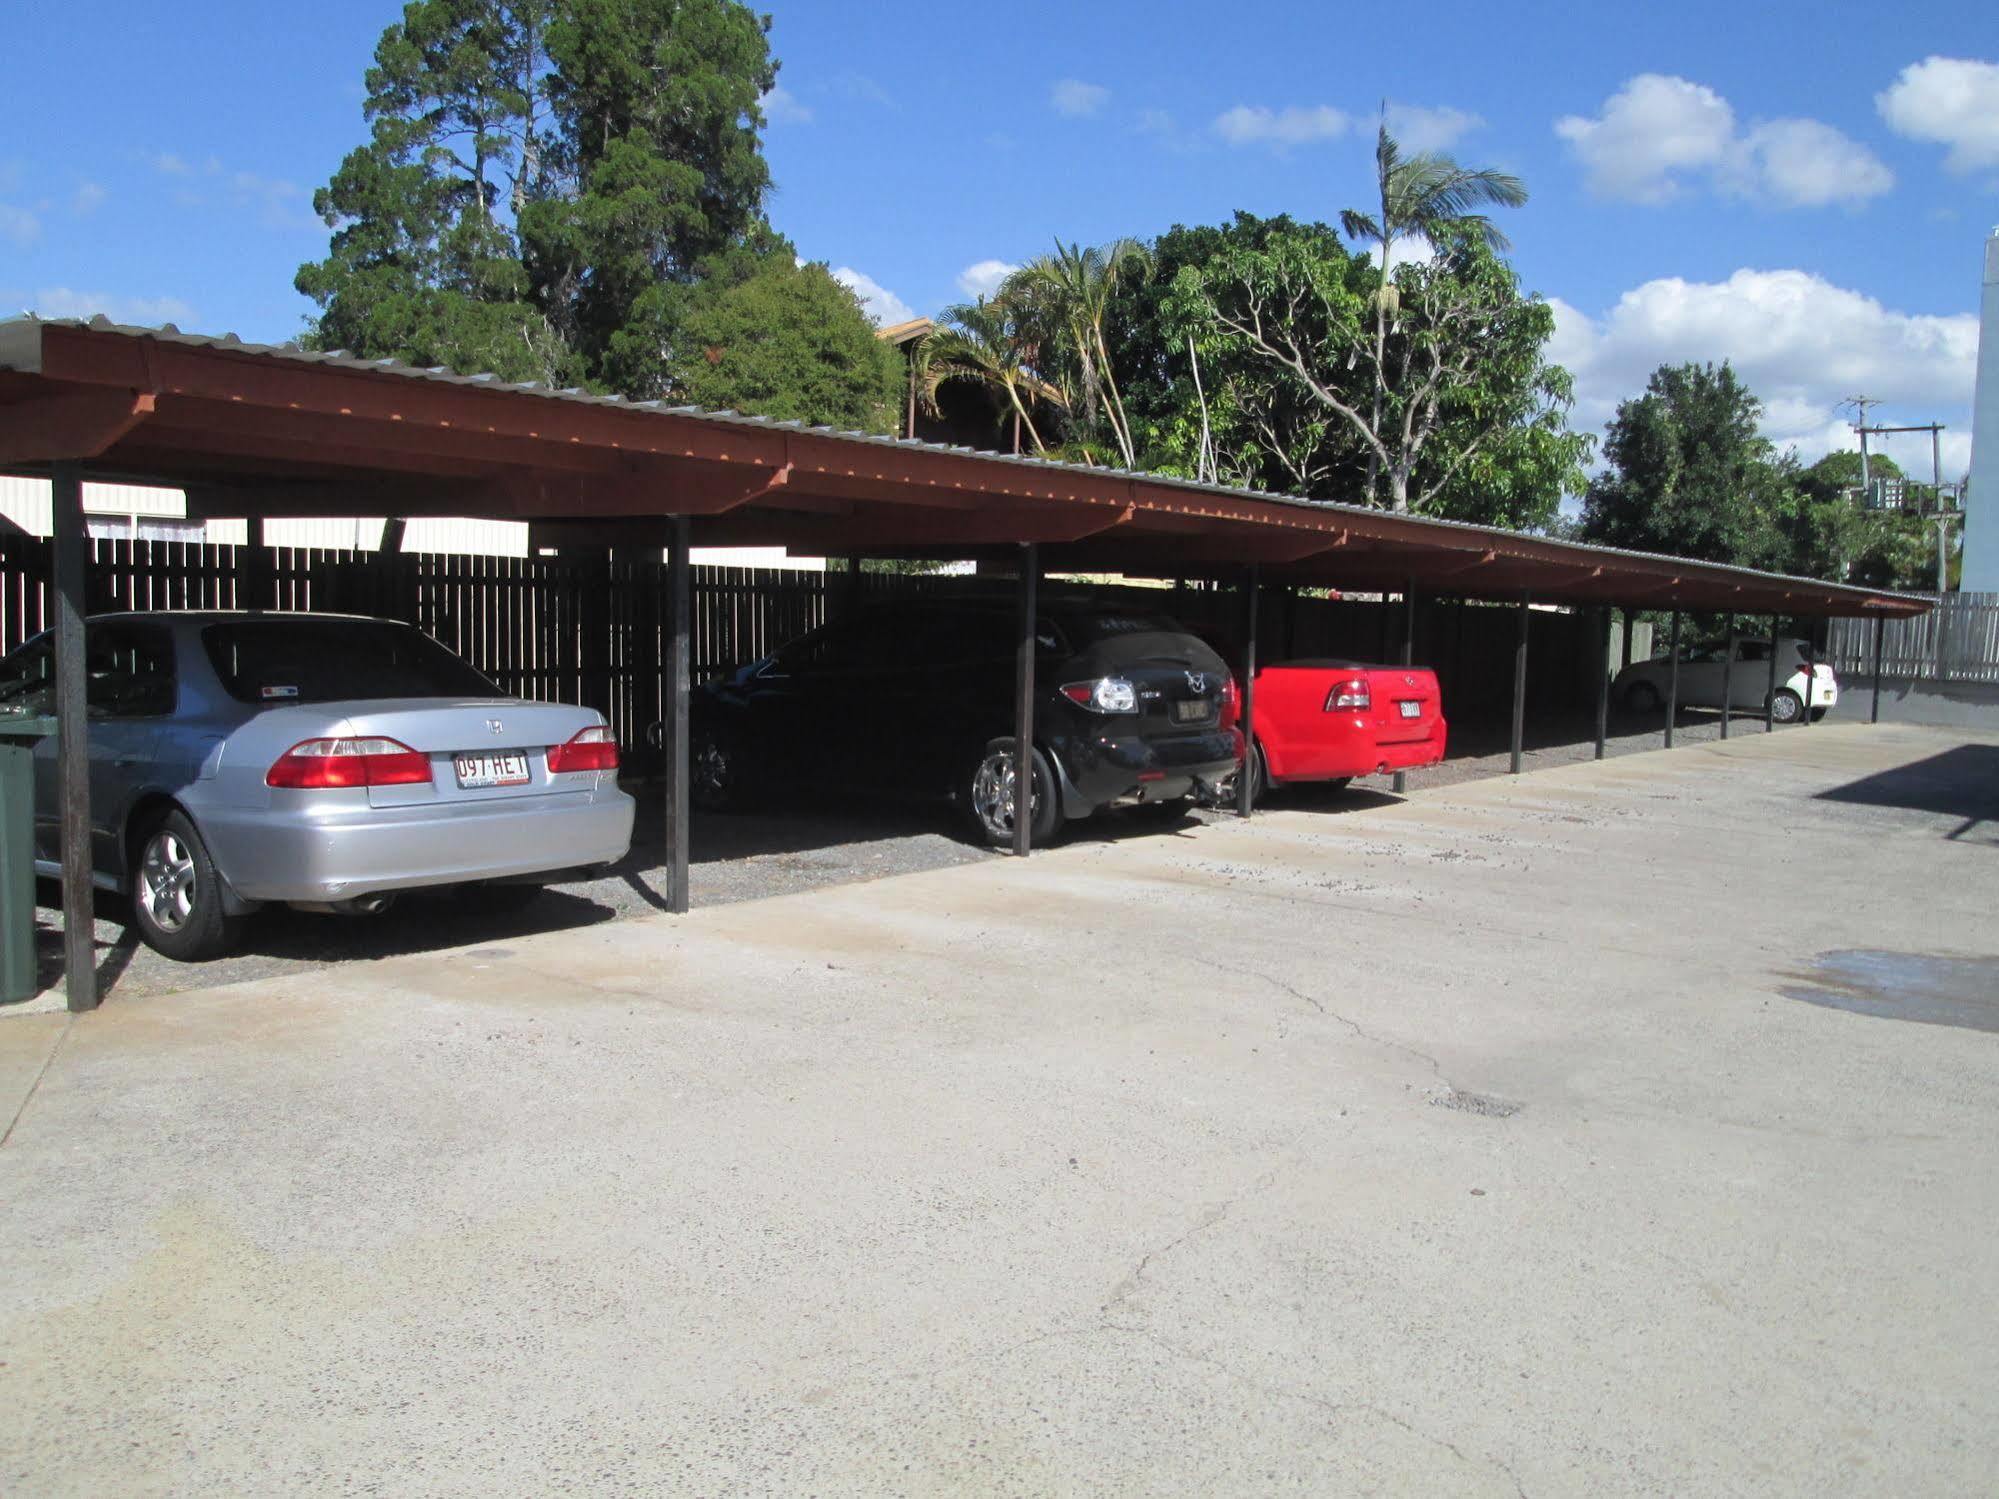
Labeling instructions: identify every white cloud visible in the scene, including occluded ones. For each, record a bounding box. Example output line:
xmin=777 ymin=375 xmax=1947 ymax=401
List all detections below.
xmin=71 ymin=181 xmax=106 ymax=216
xmin=1213 ymin=104 xmax=1349 ymax=149
xmin=1136 ymin=107 xmax=1176 ymax=136
xmin=956 ymin=258 xmax=1019 ymax=299
xmin=1556 ymin=75 xmax=1737 ymax=202
xmin=1729 ymin=118 xmax=1894 ymax=206
xmin=834 ymin=73 xmax=894 ymax=108
xmin=761 ymin=86 xmax=812 ymax=125
xmin=1384 ymin=103 xmax=1483 ymax=153
xmin=0 ymin=202 xmax=40 ymax=247
xmin=1557 ymin=74 xmax=1891 ymax=207
xmin=29 ymin=288 xmax=197 ymax=326
xmin=150 ymin=153 xmax=192 ymax=176
xmin=1877 ymin=56 xmax=1999 ymax=174
xmin=1548 ymin=269 xmax=1977 ymax=472
xmin=830 ymin=266 xmax=915 ymax=327
xmin=1050 ymin=78 xmax=1110 ymax=118
xmin=233 ymin=170 xmax=318 ymax=230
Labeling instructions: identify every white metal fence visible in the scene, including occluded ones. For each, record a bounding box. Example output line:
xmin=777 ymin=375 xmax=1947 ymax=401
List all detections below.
xmin=1825 ymin=592 xmax=1999 ymax=684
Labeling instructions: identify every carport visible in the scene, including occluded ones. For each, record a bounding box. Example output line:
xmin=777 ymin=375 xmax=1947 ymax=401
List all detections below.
xmin=0 ymin=317 xmax=1930 ymax=1011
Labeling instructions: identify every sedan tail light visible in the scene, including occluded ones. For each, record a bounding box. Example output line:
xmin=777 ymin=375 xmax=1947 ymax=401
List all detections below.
xmin=1218 ymin=675 xmax=1241 ymax=731
xmin=267 ymin=737 xmax=432 ymax=789
xmin=1059 ymin=676 xmax=1139 ymax=714
xmin=548 ymin=724 xmax=620 ymax=774
xmin=1326 ymin=677 xmax=1371 ymax=711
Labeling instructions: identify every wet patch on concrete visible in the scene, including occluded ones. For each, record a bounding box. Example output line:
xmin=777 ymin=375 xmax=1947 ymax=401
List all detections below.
xmin=1781 ymin=950 xmax=1999 ymax=1033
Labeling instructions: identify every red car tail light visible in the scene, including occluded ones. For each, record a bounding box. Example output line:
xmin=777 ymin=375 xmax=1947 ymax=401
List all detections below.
xmin=548 ymin=724 xmax=619 ymax=774
xmin=1218 ymin=675 xmax=1241 ymax=730
xmin=266 ymin=737 xmax=432 ymax=789
xmin=1325 ymin=677 xmax=1371 ymax=711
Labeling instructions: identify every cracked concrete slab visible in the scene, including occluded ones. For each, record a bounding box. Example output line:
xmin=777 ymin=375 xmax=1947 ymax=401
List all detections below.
xmin=2 ymin=723 xmax=1995 ymax=1496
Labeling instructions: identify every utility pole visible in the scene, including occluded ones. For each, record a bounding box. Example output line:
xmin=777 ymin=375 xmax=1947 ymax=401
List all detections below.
xmin=1848 ymin=409 xmax=1963 ymax=597
xmin=1844 ymin=396 xmax=1882 ymax=494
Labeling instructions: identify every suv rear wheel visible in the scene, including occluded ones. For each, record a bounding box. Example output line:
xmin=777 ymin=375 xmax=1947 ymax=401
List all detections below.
xmin=967 ymin=738 xmax=1059 ymax=849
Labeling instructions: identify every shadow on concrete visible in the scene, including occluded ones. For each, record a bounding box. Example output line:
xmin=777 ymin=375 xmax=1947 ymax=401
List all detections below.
xmin=1814 ymin=743 xmax=1999 ymax=844
xmin=1440 ymin=705 xmax=1786 ymax=760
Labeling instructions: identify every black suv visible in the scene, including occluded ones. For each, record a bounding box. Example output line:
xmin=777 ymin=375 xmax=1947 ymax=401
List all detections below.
xmin=688 ymin=597 xmax=1242 ymax=845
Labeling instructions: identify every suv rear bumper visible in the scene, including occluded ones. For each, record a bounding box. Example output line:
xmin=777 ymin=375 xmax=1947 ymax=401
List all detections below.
xmin=1048 ymin=727 xmax=1243 ymax=818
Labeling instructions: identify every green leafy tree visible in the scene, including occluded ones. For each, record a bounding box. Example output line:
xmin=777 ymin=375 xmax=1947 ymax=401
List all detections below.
xmin=1107 ymin=214 xmax=1370 ymax=496
xmin=1792 ymin=451 xmax=1946 ymax=590
xmin=298 ymin=0 xmax=780 ymax=401
xmin=1339 ymin=120 xmax=1528 ymax=507
xmin=529 ymin=0 xmax=777 ymax=397
xmin=1580 ymin=362 xmax=1794 ymax=568
xmin=1181 ymin=219 xmax=1585 ymax=522
xmin=668 ymin=259 xmax=904 ymax=432
xmin=296 ymin=0 xmax=572 ymax=384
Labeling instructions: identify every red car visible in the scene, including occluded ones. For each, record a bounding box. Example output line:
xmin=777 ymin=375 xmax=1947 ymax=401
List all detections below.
xmin=1241 ymin=659 xmax=1448 ymax=797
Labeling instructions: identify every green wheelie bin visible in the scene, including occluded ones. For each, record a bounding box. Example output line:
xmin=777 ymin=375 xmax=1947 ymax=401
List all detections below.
xmin=0 ymin=711 xmax=53 ymax=1002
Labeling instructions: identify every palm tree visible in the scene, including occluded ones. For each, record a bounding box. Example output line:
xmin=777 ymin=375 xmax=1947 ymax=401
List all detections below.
xmin=1340 ymin=116 xmax=1527 ymax=509
xmin=1005 ymin=238 xmax=1150 ymax=468
xmin=917 ymin=297 xmax=1061 ymax=455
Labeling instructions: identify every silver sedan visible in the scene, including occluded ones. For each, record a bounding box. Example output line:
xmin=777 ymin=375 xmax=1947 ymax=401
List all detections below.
xmin=0 ymin=612 xmax=635 ymax=960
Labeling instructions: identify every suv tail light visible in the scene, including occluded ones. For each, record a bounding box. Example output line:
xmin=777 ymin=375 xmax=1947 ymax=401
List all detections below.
xmin=1218 ymin=675 xmax=1241 ymax=731
xmin=548 ymin=724 xmax=619 ymax=774
xmin=267 ymin=737 xmax=432 ymax=789
xmin=1326 ymin=677 xmax=1371 ymax=712
xmin=1059 ymin=676 xmax=1139 ymax=714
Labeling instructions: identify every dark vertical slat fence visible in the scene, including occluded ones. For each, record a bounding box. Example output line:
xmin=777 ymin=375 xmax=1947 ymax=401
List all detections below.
xmin=2 ymin=541 xmax=1737 ymax=766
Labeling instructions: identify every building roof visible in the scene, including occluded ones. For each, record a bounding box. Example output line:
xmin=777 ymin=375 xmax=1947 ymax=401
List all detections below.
xmin=0 ymin=315 xmax=1930 ymax=617
xmin=873 ymin=316 xmax=934 ymax=347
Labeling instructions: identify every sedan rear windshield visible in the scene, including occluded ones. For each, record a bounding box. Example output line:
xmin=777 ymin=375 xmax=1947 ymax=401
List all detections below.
xmin=202 ymin=620 xmax=499 ymax=705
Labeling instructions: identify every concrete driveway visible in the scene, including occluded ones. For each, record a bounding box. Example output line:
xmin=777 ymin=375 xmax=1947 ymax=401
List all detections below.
xmin=4 ymin=724 xmax=1996 ymax=1496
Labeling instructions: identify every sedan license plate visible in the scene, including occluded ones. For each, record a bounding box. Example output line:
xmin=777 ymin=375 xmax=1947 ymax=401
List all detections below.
xmin=1397 ymin=700 xmax=1422 ymax=720
xmin=1171 ymin=698 xmax=1214 ymax=724
xmin=455 ymin=752 xmax=530 ymax=788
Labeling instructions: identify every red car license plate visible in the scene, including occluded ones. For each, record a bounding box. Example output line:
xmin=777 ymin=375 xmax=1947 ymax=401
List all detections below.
xmin=455 ymin=752 xmax=530 ymax=788
xmin=1397 ymin=700 xmax=1422 ymax=719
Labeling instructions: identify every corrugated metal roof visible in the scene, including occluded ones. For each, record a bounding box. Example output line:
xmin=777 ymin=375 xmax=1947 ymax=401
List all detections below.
xmin=0 ymin=313 xmax=1932 ymax=614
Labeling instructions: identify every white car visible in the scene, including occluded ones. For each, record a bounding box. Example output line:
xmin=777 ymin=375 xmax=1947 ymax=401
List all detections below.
xmin=1614 ymin=636 xmax=1836 ymax=725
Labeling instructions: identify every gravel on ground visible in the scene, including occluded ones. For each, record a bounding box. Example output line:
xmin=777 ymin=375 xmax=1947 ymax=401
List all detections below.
xmin=25 ymin=701 xmax=1827 ymax=1003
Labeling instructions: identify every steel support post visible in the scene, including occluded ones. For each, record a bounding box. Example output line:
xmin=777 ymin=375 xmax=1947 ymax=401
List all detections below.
xmin=1620 ymin=607 xmax=1635 ymax=672
xmin=1720 ymin=615 xmax=1734 ymax=740
xmin=1012 ymin=544 xmax=1039 ymax=857
xmin=1802 ymin=628 xmax=1816 ymax=728
xmin=1509 ymin=594 xmax=1529 ymax=776
xmin=51 ymin=463 xmax=96 ymax=1011
xmin=1594 ymin=606 xmax=1611 ymax=760
xmin=1236 ymin=564 xmax=1260 ymax=817
xmin=662 ymin=516 xmax=691 ymax=914
xmin=1393 ymin=582 xmax=1415 ymax=794
xmin=1765 ymin=616 xmax=1780 ymax=731
xmin=1664 ymin=609 xmax=1682 ymax=749
xmin=1871 ymin=615 xmax=1885 ymax=724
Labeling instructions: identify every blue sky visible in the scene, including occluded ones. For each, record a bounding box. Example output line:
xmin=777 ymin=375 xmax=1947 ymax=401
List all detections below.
xmin=2 ymin=0 xmax=1994 ymax=474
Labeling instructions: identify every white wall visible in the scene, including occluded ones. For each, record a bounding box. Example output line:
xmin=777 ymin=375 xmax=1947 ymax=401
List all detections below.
xmin=0 ymin=477 xmax=823 ymax=569
xmin=1963 ymin=231 xmax=1999 ymax=593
